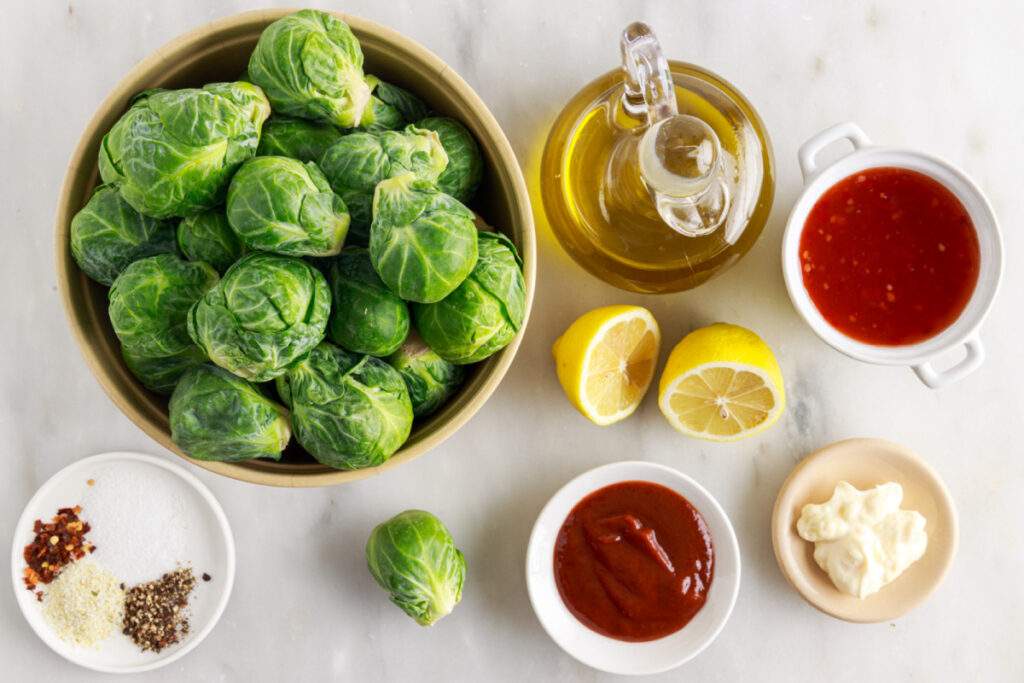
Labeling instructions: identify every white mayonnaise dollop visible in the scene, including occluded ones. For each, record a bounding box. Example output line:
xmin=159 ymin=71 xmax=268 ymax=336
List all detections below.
xmin=796 ymin=481 xmax=928 ymax=599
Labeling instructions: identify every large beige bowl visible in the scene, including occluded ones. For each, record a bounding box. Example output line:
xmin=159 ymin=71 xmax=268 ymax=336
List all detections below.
xmin=55 ymin=10 xmax=535 ymax=487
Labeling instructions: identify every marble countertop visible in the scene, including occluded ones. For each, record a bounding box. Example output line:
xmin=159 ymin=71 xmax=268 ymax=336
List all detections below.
xmin=2 ymin=1 xmax=1021 ymax=680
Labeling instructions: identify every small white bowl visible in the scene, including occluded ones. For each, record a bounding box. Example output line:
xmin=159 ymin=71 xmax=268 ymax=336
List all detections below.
xmin=525 ymin=461 xmax=740 ymax=676
xmin=11 ymin=452 xmax=235 ymax=674
xmin=781 ymin=122 xmax=1003 ymax=388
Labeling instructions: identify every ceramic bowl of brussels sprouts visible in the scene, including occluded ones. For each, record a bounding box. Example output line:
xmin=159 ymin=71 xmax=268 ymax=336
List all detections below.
xmin=56 ymin=9 xmax=534 ymax=486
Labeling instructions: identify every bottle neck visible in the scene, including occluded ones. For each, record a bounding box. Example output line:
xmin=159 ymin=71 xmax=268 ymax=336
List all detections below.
xmin=619 ymin=23 xmax=730 ymax=238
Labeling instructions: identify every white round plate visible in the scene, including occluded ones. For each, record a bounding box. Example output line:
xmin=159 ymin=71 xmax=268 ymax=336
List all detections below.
xmin=11 ymin=452 xmax=235 ymax=673
xmin=525 ymin=461 xmax=740 ymax=676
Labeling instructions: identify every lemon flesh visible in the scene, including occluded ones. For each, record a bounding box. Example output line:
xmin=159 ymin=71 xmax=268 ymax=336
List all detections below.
xmin=658 ymin=323 xmax=784 ymax=441
xmin=552 ymin=305 xmax=660 ymax=426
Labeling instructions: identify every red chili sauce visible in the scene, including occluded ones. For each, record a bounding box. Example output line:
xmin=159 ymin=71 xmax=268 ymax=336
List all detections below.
xmin=553 ymin=481 xmax=714 ymax=641
xmin=800 ymin=167 xmax=980 ymax=345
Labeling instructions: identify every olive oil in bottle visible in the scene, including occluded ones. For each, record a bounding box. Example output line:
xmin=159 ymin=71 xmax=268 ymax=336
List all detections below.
xmin=541 ymin=23 xmax=775 ymax=293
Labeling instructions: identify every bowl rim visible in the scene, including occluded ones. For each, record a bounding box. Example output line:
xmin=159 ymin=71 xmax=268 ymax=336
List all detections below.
xmin=54 ymin=9 xmax=536 ymax=487
xmin=524 ymin=461 xmax=741 ymax=675
xmin=10 ymin=451 xmax=235 ymax=673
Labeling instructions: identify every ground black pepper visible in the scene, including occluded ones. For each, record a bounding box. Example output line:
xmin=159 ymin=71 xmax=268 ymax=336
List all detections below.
xmin=122 ymin=567 xmax=196 ymax=652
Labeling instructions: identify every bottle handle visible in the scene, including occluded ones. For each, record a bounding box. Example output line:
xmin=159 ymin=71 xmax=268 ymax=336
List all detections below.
xmin=622 ymin=22 xmax=731 ymax=238
xmin=912 ymin=335 xmax=985 ymax=389
xmin=620 ymin=22 xmax=677 ymax=125
xmin=798 ymin=122 xmax=872 ymax=181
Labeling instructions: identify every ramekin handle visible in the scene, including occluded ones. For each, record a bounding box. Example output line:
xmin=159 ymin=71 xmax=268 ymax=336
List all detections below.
xmin=798 ymin=122 xmax=872 ymax=181
xmin=913 ymin=335 xmax=985 ymax=389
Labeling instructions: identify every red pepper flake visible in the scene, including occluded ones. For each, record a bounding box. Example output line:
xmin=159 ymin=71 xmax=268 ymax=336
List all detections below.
xmin=22 ymin=506 xmax=93 ymax=591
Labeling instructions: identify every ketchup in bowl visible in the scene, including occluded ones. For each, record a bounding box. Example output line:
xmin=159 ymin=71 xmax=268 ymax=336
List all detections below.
xmin=800 ymin=167 xmax=980 ymax=346
xmin=553 ymin=481 xmax=714 ymax=641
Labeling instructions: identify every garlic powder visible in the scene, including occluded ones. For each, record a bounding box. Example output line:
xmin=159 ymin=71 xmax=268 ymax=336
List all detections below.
xmin=42 ymin=560 xmax=125 ymax=648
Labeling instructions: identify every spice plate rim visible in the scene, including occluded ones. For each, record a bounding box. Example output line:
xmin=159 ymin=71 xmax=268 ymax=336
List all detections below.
xmin=10 ymin=451 xmax=236 ymax=674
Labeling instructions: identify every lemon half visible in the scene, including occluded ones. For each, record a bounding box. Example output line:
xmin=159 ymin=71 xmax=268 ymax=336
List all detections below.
xmin=658 ymin=323 xmax=784 ymax=441
xmin=552 ymin=305 xmax=661 ymax=426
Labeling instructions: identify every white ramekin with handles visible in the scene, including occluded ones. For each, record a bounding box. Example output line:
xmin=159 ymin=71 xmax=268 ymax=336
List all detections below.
xmin=782 ymin=122 xmax=1003 ymax=389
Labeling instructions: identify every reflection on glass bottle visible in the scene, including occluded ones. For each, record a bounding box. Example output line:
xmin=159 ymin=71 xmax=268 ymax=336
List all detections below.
xmin=541 ymin=22 xmax=775 ymax=293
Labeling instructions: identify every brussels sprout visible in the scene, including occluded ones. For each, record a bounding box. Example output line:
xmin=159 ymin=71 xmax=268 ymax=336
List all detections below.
xmin=327 ymin=249 xmax=409 ymax=356
xmin=108 ymin=254 xmax=219 ymax=358
xmin=369 ymin=173 xmax=478 ymax=303
xmin=387 ymin=330 xmax=463 ymax=418
xmin=247 ymin=10 xmax=371 ymax=128
xmin=365 ymin=510 xmax=466 ymax=626
xmin=188 ymin=252 xmax=331 ymax=381
xmin=358 ymin=76 xmax=429 ymax=132
xmin=122 ymin=344 xmax=206 ymax=395
xmin=360 ymin=96 xmax=404 ymax=133
xmin=319 ymin=125 xmax=448 ymax=244
xmin=277 ymin=343 xmax=412 ymax=470
xmin=414 ymin=231 xmax=525 ymax=364
xmin=416 ymin=117 xmax=484 ymax=204
xmin=177 ymin=210 xmax=244 ymax=274
xmin=170 ymin=364 xmax=291 ymax=462
xmin=372 ymin=79 xmax=430 ymax=124
xmin=256 ymin=115 xmax=344 ymax=162
xmin=70 ymin=185 xmax=178 ymax=286
xmin=226 ymin=156 xmax=349 ymax=257
xmin=99 ymin=82 xmax=270 ymax=218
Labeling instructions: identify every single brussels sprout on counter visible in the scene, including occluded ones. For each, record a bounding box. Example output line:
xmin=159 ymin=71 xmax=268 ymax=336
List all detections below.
xmin=99 ymin=82 xmax=270 ymax=218
xmin=358 ymin=75 xmax=429 ymax=132
xmin=170 ymin=364 xmax=291 ymax=462
xmin=177 ymin=210 xmax=245 ymax=274
xmin=327 ymin=249 xmax=409 ymax=356
xmin=256 ymin=115 xmax=344 ymax=162
xmin=416 ymin=117 xmax=483 ymax=204
xmin=369 ymin=173 xmax=478 ymax=303
xmin=276 ymin=342 xmax=412 ymax=470
xmin=227 ymin=156 xmax=349 ymax=257
xmin=414 ymin=231 xmax=525 ymax=364
xmin=108 ymin=254 xmax=219 ymax=358
xmin=387 ymin=330 xmax=464 ymax=418
xmin=70 ymin=185 xmax=178 ymax=286
xmin=248 ymin=9 xmax=370 ymax=128
xmin=319 ymin=125 xmax=448 ymax=244
xmin=365 ymin=510 xmax=466 ymax=626
xmin=122 ymin=344 xmax=206 ymax=395
xmin=188 ymin=252 xmax=331 ymax=381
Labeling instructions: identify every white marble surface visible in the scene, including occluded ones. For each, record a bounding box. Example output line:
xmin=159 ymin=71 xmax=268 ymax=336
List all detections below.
xmin=2 ymin=1 xmax=1022 ymax=680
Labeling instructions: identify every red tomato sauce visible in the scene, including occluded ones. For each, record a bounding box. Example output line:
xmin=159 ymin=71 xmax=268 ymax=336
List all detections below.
xmin=800 ymin=167 xmax=980 ymax=345
xmin=553 ymin=481 xmax=714 ymax=641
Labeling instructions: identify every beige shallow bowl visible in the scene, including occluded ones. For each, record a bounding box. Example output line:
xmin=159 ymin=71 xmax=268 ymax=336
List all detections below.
xmin=771 ymin=438 xmax=957 ymax=622
xmin=55 ymin=10 xmax=535 ymax=487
